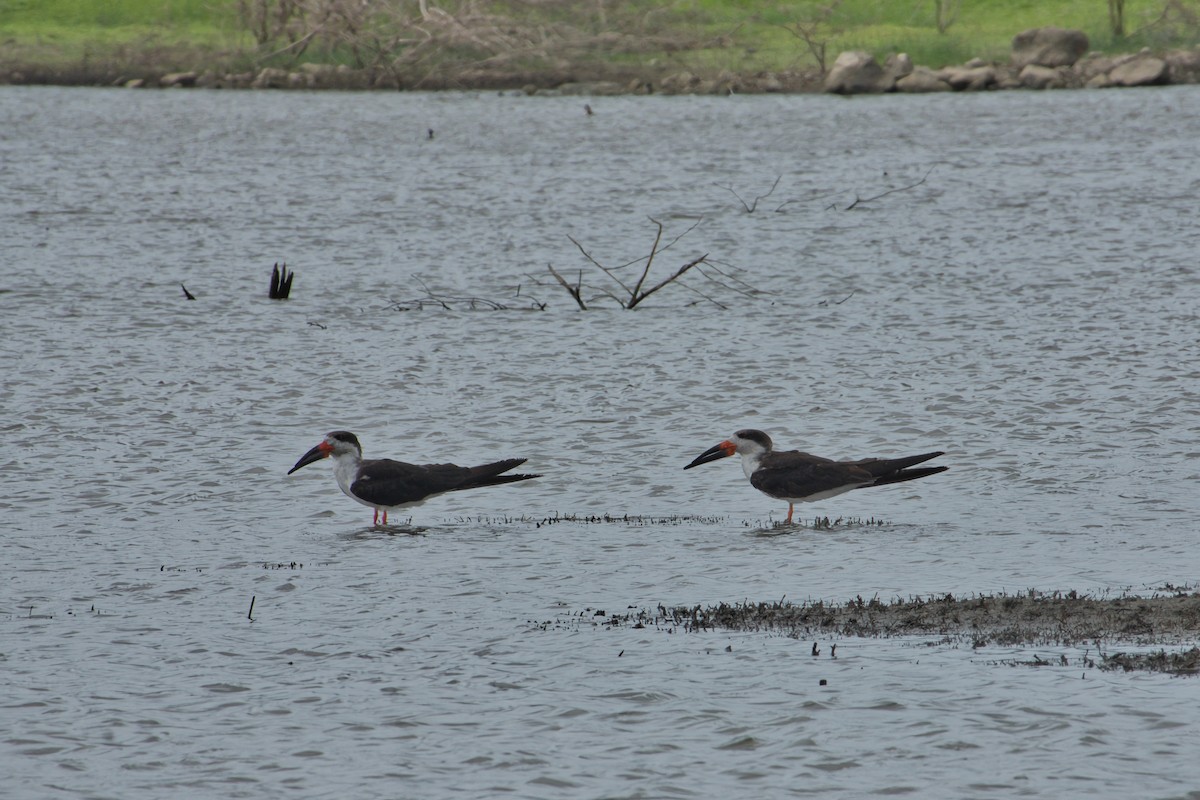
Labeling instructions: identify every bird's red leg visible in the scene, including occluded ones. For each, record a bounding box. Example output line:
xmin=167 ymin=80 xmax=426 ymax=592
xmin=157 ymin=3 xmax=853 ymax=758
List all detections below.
xmin=382 ymin=509 xmax=388 ymax=525
xmin=372 ymin=509 xmax=379 ymax=526
xmin=786 ymin=503 xmax=794 ymax=524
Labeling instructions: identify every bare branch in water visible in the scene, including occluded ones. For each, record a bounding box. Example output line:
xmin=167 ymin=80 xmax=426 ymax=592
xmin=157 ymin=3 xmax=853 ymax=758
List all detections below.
xmin=546 ymin=264 xmax=587 ymax=310
xmin=844 ymin=166 xmax=936 ymax=211
xmin=714 ymin=175 xmax=782 ymax=212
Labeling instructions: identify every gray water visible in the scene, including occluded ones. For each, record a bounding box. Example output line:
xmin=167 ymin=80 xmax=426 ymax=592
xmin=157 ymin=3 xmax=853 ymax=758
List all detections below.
xmin=2 ymin=84 xmax=1199 ymax=799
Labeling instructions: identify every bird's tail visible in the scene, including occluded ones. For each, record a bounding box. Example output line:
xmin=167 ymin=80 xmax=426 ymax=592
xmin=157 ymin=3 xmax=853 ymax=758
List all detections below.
xmin=870 ymin=465 xmax=948 ymax=487
xmin=857 ymin=451 xmax=947 ymax=487
xmin=458 ymin=458 xmax=541 ymax=490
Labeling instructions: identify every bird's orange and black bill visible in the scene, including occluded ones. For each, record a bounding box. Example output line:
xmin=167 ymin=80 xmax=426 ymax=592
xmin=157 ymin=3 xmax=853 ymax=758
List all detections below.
xmin=288 ymin=441 xmax=332 ymax=474
xmin=683 ymin=440 xmax=736 ymax=470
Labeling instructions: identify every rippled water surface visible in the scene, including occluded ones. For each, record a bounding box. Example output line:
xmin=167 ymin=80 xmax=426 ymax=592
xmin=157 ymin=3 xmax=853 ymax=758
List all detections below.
xmin=3 ymin=85 xmax=1200 ymax=798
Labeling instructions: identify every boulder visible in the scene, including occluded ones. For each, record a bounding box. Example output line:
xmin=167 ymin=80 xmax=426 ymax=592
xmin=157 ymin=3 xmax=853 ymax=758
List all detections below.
xmin=252 ymin=67 xmax=290 ymax=89
xmin=1109 ymin=57 xmax=1169 ymax=86
xmin=754 ymin=72 xmax=786 ymax=92
xmin=939 ymin=64 xmax=996 ymax=91
xmin=1072 ymin=54 xmax=1118 ymax=82
xmin=894 ymin=66 xmax=951 ymax=93
xmin=1012 ymin=27 xmax=1089 ymax=68
xmin=556 ymin=81 xmax=626 ymax=96
xmin=992 ymin=66 xmax=1023 ymax=90
xmin=883 ymin=52 xmax=914 ymax=83
xmin=1019 ymin=64 xmax=1066 ymax=89
xmin=659 ymin=71 xmax=701 ymax=94
xmin=825 ymin=51 xmax=888 ymax=94
xmin=1165 ymin=49 xmax=1200 ymax=84
xmin=159 ymin=71 xmax=197 ymax=88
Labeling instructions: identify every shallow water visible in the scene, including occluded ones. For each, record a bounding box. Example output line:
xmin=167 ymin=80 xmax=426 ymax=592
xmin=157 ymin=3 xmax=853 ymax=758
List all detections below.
xmin=2 ymin=85 xmax=1199 ymax=798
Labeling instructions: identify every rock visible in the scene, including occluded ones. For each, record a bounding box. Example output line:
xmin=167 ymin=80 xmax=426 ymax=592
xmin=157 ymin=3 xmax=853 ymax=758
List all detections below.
xmin=992 ymin=66 xmax=1023 ymax=90
xmin=824 ymin=51 xmax=888 ymax=94
xmin=1072 ymin=54 xmax=1117 ymax=82
xmin=251 ymin=68 xmax=289 ymax=89
xmin=124 ymin=78 xmax=145 ymax=89
xmin=883 ymin=52 xmax=914 ymax=83
xmin=1019 ymin=64 xmax=1066 ymax=89
xmin=1012 ymin=27 xmax=1089 ymax=67
xmin=894 ymin=66 xmax=951 ymax=92
xmin=159 ymin=71 xmax=197 ymax=88
xmin=1086 ymin=73 xmax=1113 ymax=89
xmin=626 ymin=78 xmax=653 ymax=95
xmin=1109 ymin=57 xmax=1169 ymax=86
xmin=659 ymin=71 xmax=700 ymax=94
xmin=939 ymin=65 xmax=996 ymax=91
xmin=222 ymin=72 xmax=251 ymax=87
xmin=756 ymin=72 xmax=784 ymax=93
xmin=1165 ymin=49 xmax=1200 ymax=83
xmin=556 ymin=81 xmax=626 ymax=96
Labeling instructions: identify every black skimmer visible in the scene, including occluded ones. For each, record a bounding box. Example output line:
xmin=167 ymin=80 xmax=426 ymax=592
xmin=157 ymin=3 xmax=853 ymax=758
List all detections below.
xmin=684 ymin=429 xmax=946 ymax=523
xmin=287 ymin=431 xmax=540 ymax=525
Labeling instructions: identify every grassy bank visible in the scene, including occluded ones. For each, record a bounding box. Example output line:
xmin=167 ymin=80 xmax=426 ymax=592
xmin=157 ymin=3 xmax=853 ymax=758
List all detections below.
xmin=1 ymin=0 xmax=1197 ymax=87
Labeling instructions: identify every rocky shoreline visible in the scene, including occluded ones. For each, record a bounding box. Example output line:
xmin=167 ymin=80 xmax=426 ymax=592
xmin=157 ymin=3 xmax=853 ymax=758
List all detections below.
xmin=4 ymin=26 xmax=1197 ymax=94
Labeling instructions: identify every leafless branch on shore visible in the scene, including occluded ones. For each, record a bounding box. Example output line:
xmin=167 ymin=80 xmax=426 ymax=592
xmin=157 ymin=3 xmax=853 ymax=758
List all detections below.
xmin=236 ymin=0 xmax=712 ymax=89
xmin=778 ymin=0 xmax=846 ymax=74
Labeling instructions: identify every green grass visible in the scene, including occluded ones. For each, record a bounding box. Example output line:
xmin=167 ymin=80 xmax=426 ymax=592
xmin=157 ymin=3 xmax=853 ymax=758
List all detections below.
xmin=0 ymin=0 xmax=246 ymax=71
xmin=1 ymin=0 xmax=1196 ymax=80
xmin=0 ymin=0 xmax=220 ymax=27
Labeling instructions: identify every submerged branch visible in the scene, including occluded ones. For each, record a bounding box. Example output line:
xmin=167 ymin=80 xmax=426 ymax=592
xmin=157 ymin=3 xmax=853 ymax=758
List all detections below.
xmin=844 ymin=166 xmax=936 ymax=210
xmin=714 ymin=175 xmax=782 ymax=212
xmin=546 ymin=264 xmax=587 ymax=310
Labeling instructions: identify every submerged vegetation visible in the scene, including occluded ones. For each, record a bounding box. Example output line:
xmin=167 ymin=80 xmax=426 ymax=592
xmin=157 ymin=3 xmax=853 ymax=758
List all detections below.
xmin=572 ymin=588 xmax=1200 ymax=675
xmin=2 ymin=0 xmax=1198 ymax=88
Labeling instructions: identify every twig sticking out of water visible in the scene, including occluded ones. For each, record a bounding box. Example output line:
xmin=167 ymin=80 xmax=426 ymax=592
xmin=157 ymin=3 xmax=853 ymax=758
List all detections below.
xmin=388 ymin=275 xmax=544 ymax=311
xmin=247 ymin=595 xmax=256 ymax=622
xmin=180 ymin=283 xmax=196 ymax=300
xmin=817 ymin=290 xmax=856 ymax=307
xmin=554 ymin=217 xmax=717 ymax=309
xmin=269 ymin=263 xmax=294 ymax=299
xmin=714 ymin=175 xmax=782 ymax=212
xmin=546 ymin=264 xmax=587 ymax=310
xmin=843 ymin=166 xmax=936 ymax=211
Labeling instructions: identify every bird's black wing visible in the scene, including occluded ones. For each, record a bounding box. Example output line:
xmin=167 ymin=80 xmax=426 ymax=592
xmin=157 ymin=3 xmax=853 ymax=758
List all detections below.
xmin=749 ymin=451 xmax=875 ymax=500
xmin=351 ymin=459 xmax=474 ymax=506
